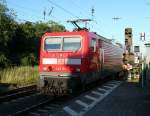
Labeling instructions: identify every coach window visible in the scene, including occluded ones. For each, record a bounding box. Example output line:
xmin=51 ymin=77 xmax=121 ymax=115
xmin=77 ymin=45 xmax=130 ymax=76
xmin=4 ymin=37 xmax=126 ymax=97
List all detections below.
xmin=91 ymin=39 xmax=96 ymax=52
xmin=44 ymin=37 xmax=62 ymax=50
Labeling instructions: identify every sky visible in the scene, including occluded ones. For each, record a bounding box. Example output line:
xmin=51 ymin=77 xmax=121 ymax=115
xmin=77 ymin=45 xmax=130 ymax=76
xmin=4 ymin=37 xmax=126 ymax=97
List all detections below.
xmin=5 ymin=0 xmax=150 ymax=47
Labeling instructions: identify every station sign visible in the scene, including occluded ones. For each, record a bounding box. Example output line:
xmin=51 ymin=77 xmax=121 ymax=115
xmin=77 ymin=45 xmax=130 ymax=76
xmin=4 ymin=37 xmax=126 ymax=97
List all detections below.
xmin=134 ymin=46 xmax=140 ymax=53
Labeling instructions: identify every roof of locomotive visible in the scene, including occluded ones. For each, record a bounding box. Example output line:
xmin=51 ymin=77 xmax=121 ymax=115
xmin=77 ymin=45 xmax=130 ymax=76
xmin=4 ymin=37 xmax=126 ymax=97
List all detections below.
xmin=42 ymin=31 xmax=105 ymax=40
xmin=41 ymin=31 xmax=88 ymax=39
xmin=42 ymin=31 xmax=123 ymax=48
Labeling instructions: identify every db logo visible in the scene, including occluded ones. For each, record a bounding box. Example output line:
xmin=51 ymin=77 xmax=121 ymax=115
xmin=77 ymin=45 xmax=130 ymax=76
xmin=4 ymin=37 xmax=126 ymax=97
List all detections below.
xmin=58 ymin=59 xmax=65 ymax=64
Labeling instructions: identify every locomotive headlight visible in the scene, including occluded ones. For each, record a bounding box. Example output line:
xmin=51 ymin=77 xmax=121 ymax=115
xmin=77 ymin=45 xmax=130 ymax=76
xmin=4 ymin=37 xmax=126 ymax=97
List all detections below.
xmin=76 ymin=68 xmax=80 ymax=72
xmin=43 ymin=65 xmax=47 ymax=71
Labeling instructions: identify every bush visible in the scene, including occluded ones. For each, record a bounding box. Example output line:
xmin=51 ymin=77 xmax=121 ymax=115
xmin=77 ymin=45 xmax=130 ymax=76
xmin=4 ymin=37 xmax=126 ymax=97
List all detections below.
xmin=0 ymin=66 xmax=39 ymax=86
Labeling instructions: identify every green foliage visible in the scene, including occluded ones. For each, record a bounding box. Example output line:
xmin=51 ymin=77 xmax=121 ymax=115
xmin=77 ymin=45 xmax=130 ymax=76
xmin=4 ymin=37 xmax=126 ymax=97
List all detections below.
xmin=0 ymin=66 xmax=39 ymax=86
xmin=20 ymin=53 xmax=36 ymax=66
xmin=0 ymin=2 xmax=66 ymax=68
xmin=48 ymin=21 xmax=66 ymax=32
xmin=0 ymin=3 xmax=17 ymax=67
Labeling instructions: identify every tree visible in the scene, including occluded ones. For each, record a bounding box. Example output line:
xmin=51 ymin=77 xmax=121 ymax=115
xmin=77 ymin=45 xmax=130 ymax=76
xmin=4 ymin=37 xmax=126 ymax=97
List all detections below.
xmin=47 ymin=21 xmax=66 ymax=32
xmin=0 ymin=2 xmax=66 ymax=67
xmin=0 ymin=2 xmax=17 ymax=67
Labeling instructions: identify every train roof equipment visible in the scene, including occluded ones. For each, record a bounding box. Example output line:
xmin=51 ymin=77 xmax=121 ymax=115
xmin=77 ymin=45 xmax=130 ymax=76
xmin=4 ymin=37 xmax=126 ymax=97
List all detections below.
xmin=67 ymin=19 xmax=92 ymax=32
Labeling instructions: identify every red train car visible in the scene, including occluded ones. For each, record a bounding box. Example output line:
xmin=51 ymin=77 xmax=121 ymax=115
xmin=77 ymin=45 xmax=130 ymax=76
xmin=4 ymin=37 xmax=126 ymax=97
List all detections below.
xmin=38 ymin=31 xmax=124 ymax=94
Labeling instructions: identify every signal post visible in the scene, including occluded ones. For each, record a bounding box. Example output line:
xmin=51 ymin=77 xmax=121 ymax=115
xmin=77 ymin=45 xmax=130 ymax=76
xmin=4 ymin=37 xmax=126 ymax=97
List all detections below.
xmin=123 ymin=28 xmax=134 ymax=80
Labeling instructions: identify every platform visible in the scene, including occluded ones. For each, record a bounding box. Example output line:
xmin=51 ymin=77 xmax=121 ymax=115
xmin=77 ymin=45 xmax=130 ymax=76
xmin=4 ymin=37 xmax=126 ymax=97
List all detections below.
xmin=85 ymin=80 xmax=150 ymax=116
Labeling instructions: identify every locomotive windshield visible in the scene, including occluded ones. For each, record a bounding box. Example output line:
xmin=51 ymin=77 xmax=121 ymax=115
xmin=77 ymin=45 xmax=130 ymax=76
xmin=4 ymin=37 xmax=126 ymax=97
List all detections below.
xmin=45 ymin=37 xmax=61 ymax=50
xmin=44 ymin=36 xmax=81 ymax=51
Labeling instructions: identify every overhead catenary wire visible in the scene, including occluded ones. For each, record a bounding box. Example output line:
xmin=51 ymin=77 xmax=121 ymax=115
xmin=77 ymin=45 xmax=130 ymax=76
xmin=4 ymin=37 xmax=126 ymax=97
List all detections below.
xmin=44 ymin=1 xmax=100 ymax=31
xmin=3 ymin=1 xmax=59 ymax=22
xmin=4 ymin=0 xmax=101 ymax=31
xmin=60 ymin=0 xmax=100 ymax=32
xmin=4 ymin=2 xmax=44 ymax=21
xmin=6 ymin=2 xmax=41 ymax=16
xmin=47 ymin=0 xmax=80 ymax=19
xmin=69 ymin=0 xmax=90 ymax=18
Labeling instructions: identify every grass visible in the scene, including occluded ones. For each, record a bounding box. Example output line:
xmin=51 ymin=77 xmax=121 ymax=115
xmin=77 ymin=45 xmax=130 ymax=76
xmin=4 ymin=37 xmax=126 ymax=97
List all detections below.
xmin=0 ymin=66 xmax=39 ymax=86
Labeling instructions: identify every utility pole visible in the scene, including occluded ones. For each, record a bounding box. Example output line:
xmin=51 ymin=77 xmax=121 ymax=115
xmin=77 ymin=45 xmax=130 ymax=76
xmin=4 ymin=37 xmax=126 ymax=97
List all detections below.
xmin=112 ymin=17 xmax=121 ymax=39
xmin=43 ymin=8 xmax=46 ymax=20
xmin=140 ymin=32 xmax=145 ymax=88
xmin=91 ymin=7 xmax=94 ymax=20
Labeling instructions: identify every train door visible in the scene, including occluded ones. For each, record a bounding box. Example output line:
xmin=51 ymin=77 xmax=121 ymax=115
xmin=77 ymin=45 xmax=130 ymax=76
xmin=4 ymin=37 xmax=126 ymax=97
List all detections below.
xmin=87 ymin=38 xmax=98 ymax=83
xmin=98 ymin=39 xmax=104 ymax=78
xmin=90 ymin=38 xmax=98 ymax=71
xmin=99 ymin=48 xmax=104 ymax=72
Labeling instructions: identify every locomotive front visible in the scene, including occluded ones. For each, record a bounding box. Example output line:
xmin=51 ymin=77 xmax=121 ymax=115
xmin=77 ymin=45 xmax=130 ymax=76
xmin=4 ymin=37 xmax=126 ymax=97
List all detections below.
xmin=38 ymin=32 xmax=88 ymax=95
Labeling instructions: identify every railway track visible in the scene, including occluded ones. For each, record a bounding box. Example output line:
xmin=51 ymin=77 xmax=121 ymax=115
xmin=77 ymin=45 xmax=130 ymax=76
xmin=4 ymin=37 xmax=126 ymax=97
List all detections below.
xmin=0 ymin=84 xmax=62 ymax=116
xmin=0 ymin=80 xmax=122 ymax=116
xmin=13 ymin=96 xmax=70 ymax=116
xmin=11 ymin=97 xmax=53 ymax=116
xmin=0 ymin=92 xmax=51 ymax=115
xmin=0 ymin=84 xmax=37 ymax=103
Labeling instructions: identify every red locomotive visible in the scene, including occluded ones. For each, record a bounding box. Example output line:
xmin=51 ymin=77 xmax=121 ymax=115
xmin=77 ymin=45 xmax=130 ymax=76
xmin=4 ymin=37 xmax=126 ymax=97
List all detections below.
xmin=38 ymin=20 xmax=124 ymax=95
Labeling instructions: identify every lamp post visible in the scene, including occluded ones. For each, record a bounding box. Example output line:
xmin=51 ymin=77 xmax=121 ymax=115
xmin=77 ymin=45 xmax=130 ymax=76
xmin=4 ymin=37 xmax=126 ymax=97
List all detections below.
xmin=140 ymin=32 xmax=145 ymax=88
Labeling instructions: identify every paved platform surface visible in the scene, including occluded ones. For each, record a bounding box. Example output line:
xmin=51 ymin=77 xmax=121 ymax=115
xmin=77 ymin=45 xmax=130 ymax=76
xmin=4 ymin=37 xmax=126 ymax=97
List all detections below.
xmin=85 ymin=80 xmax=150 ymax=116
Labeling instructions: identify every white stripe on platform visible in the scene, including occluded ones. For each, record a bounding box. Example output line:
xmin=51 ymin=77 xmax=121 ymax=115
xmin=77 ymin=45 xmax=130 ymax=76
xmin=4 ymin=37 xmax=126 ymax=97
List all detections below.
xmin=63 ymin=106 xmax=78 ymax=116
xmin=109 ymin=81 xmax=121 ymax=84
xmin=106 ymin=83 xmax=115 ymax=86
xmin=97 ymin=88 xmax=107 ymax=92
xmin=108 ymin=83 xmax=121 ymax=87
xmin=91 ymin=91 xmax=103 ymax=96
xmin=75 ymin=100 xmax=89 ymax=108
xmin=61 ymin=81 xmax=122 ymax=116
xmin=85 ymin=95 xmax=98 ymax=101
xmin=103 ymin=85 xmax=112 ymax=89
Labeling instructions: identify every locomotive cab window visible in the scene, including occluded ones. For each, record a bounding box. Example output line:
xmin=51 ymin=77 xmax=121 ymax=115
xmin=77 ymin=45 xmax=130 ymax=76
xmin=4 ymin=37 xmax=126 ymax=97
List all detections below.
xmin=44 ymin=36 xmax=81 ymax=51
xmin=44 ymin=37 xmax=62 ymax=50
xmin=63 ymin=37 xmax=81 ymax=51
xmin=90 ymin=38 xmax=96 ymax=52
